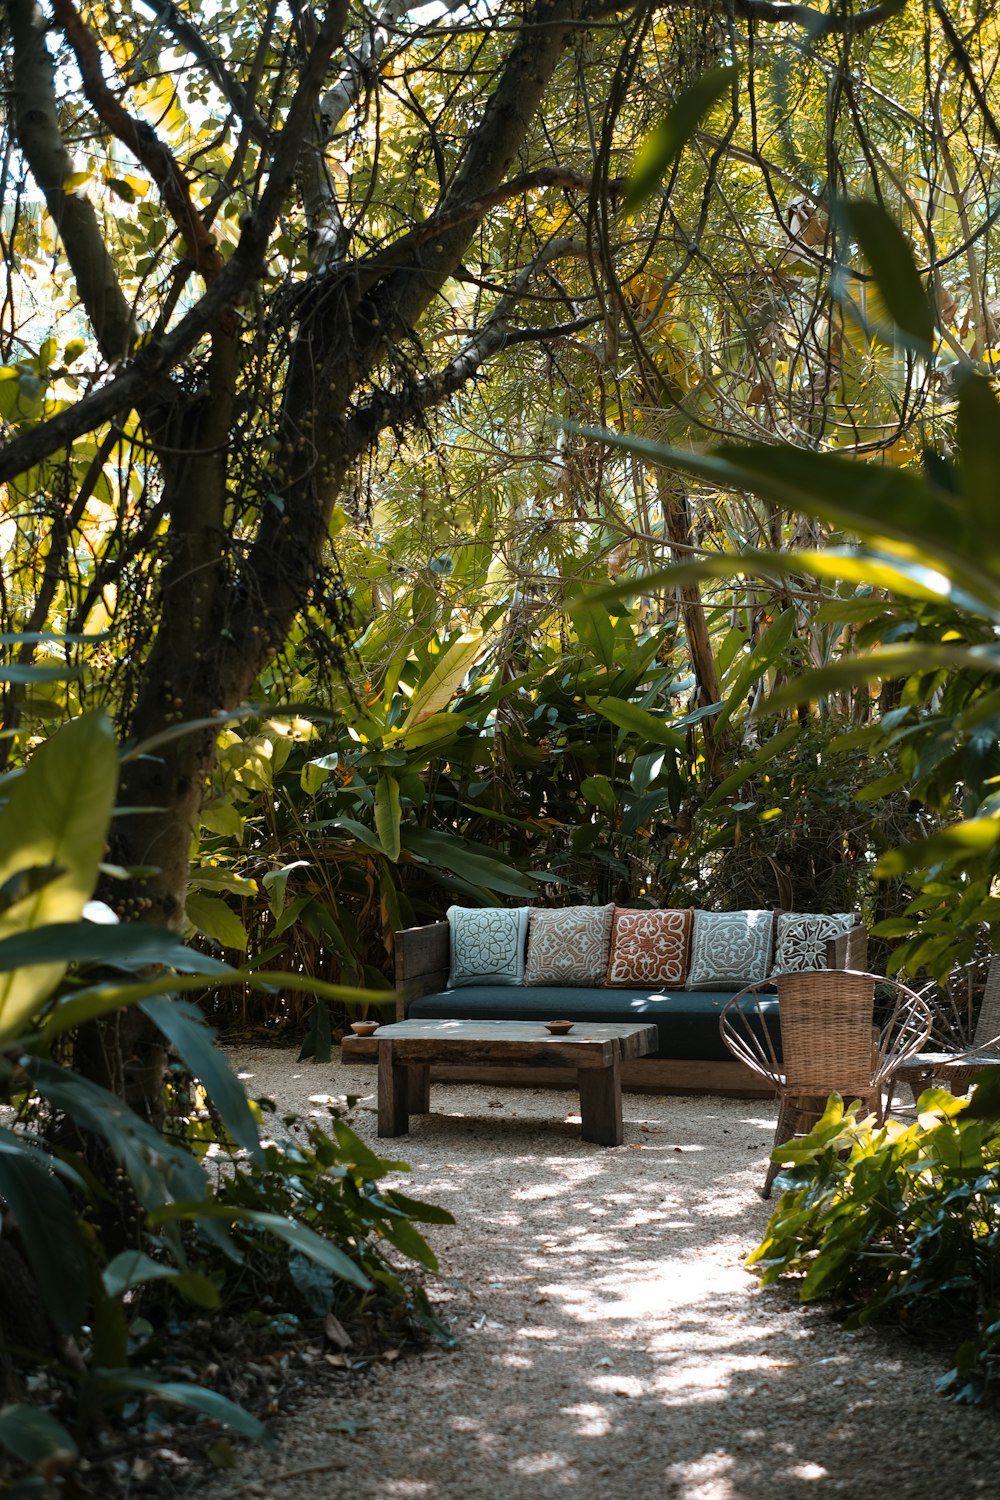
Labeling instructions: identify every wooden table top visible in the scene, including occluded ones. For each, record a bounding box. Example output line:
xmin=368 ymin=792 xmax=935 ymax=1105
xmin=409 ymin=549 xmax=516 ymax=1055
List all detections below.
xmin=373 ymin=1018 xmax=657 ymax=1063
xmin=895 ymin=1051 xmax=1000 ymax=1071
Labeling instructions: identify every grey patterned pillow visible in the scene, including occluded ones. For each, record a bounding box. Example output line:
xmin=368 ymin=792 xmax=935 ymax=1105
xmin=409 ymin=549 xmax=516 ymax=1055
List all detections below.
xmin=447 ymin=906 xmax=529 ymax=988
xmin=687 ymin=910 xmax=775 ymax=989
xmin=524 ymin=904 xmax=615 ymax=987
xmin=770 ymin=912 xmax=856 ymax=976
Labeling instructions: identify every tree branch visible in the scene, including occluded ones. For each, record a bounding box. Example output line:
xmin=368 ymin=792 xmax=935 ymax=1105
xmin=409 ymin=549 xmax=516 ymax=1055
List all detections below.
xmin=0 ymin=0 xmax=350 ymax=487
xmin=5 ymin=0 xmax=136 ymax=363
xmin=136 ymin=0 xmax=272 ymax=145
xmin=734 ymin=0 xmax=905 ymax=37
xmin=53 ymin=0 xmax=225 ymax=283
xmin=345 ymin=237 xmax=595 ymax=450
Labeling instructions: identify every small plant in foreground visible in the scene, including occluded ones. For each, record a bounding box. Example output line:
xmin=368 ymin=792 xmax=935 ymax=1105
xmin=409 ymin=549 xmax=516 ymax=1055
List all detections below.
xmin=747 ymin=1080 xmax=1000 ymax=1403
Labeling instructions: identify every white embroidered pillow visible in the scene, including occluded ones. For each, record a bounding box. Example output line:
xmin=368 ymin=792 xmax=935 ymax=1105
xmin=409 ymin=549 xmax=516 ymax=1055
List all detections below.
xmin=687 ymin=910 xmax=775 ymax=989
xmin=447 ymin=906 xmax=529 ymax=988
xmin=770 ymin=912 xmax=856 ymax=976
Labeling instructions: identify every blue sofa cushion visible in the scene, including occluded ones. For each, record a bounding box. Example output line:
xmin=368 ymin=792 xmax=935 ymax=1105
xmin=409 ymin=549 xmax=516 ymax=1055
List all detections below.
xmin=407 ymin=984 xmax=780 ymax=1063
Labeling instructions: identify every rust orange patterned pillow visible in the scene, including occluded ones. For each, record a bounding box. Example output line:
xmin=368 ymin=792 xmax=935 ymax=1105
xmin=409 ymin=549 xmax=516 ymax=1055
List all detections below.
xmin=605 ymin=908 xmax=692 ymax=988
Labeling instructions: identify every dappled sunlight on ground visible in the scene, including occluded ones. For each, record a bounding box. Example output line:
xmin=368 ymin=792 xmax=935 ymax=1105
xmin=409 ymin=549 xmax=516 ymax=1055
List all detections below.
xmin=209 ymin=1048 xmax=1000 ymax=1500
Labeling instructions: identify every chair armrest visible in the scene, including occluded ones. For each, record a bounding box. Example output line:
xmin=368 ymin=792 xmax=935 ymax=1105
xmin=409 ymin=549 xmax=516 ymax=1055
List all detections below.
xmin=393 ymin=922 xmax=450 ymax=1019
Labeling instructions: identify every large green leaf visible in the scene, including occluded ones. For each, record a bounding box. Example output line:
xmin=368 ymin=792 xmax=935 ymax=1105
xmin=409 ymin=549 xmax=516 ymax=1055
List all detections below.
xmin=402 ymin=828 xmax=540 ymax=897
xmin=40 ymin=968 xmax=379 ymax=1041
xmin=625 ymin=66 xmax=738 ymax=209
xmin=0 ymin=712 xmax=118 ymax=1047
xmin=706 ymin=722 xmax=801 ymax=806
xmin=587 ymin=696 xmax=684 ymax=748
xmin=580 ymin=775 xmax=618 ymax=817
xmin=147 ymin=1201 xmax=371 ymax=1288
xmin=956 ymin=373 xmax=1000 ymax=533
xmin=0 ymin=921 xmax=233 ymax=975
xmin=0 ymin=1406 xmax=78 ymax=1469
xmin=397 ymin=629 xmax=484 ymax=731
xmin=374 ymin=773 xmax=402 ymax=863
xmin=574 ymin=426 xmax=1000 ymax=609
xmin=101 ymin=1250 xmax=219 ymax=1307
xmin=22 ymin=1059 xmax=221 ymax=1234
xmin=842 ymin=199 xmax=936 ymax=352
xmin=0 ymin=1134 xmax=89 ymax=1332
xmin=139 ymin=998 xmax=261 ymax=1156
xmin=185 ymin=891 xmax=248 ymax=951
xmin=92 ymin=1370 xmax=273 ymax=1447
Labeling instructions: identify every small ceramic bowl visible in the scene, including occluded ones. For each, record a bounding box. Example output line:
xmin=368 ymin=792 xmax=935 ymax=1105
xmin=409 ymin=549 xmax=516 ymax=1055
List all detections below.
xmin=544 ymin=1019 xmax=574 ymax=1035
xmin=350 ymin=1020 xmax=379 ymax=1036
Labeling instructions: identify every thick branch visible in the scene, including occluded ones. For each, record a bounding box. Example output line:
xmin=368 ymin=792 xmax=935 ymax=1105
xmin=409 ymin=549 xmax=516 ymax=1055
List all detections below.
xmin=346 ymin=238 xmax=594 ymax=451
xmin=220 ymin=0 xmax=590 ymax=691
xmin=5 ymin=0 xmax=136 ymax=362
xmin=303 ymin=0 xmax=466 ymax=267
xmin=137 ymin=0 xmax=271 ymax=145
xmin=53 ymin=0 xmax=224 ymax=283
xmin=0 ymin=0 xmax=350 ymax=487
xmin=734 ymin=0 xmax=905 ymax=37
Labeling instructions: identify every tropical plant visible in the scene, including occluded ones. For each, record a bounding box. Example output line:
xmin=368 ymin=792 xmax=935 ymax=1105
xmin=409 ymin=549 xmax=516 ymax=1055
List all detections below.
xmin=0 ymin=703 xmax=453 ymax=1490
xmin=748 ymin=1081 xmax=1000 ymax=1403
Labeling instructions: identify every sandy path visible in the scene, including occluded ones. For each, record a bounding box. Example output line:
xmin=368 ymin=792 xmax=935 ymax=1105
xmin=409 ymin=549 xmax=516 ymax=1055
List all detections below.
xmin=203 ymin=1049 xmax=997 ymax=1500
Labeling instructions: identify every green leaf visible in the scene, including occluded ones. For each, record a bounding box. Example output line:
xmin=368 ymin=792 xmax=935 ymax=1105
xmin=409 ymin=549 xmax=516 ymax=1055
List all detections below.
xmin=23 ymin=1059 xmax=221 ymax=1233
xmin=0 ymin=712 xmax=118 ymax=1047
xmin=148 ymin=1202 xmax=371 ymax=1289
xmin=566 ymin=592 xmax=618 ymax=670
xmin=0 ymin=663 xmax=84 ymax=683
xmin=139 ymin=998 xmax=261 ymax=1155
xmin=397 ymin=629 xmax=484 ymax=731
xmin=0 ymin=1133 xmax=89 ymax=1332
xmin=374 ymin=774 xmax=402 ymax=863
xmin=0 ymin=921 xmax=233 ymax=975
xmin=185 ymin=892 xmax=248 ymax=951
xmin=580 ymin=775 xmax=618 ymax=817
xmin=102 ymin=1249 xmax=180 ymax=1300
xmin=625 ymin=66 xmax=738 ymax=209
xmin=402 ymin=828 xmax=539 ymax=897
xmin=706 ymin=722 xmax=800 ymax=806
xmin=875 ymin=818 xmax=1000 ymax=876
xmin=956 ymin=373 xmax=1000 ymax=531
xmin=587 ymin=696 xmax=683 ymax=748
xmin=842 ymin=199 xmax=935 ymax=352
xmin=573 ymin=425 xmax=1000 ymax=604
xmin=0 ymin=1406 xmax=78 ymax=1470
xmin=92 ymin=1370 xmax=273 ymax=1447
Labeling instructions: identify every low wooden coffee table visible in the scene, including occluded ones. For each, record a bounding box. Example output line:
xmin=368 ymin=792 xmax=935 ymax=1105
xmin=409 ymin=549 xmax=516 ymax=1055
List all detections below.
xmin=375 ymin=1018 xmax=657 ymax=1147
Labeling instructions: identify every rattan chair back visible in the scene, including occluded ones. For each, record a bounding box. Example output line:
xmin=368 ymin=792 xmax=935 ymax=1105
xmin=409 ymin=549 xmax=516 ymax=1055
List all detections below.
xmin=720 ymin=969 xmax=932 ymax=1197
xmin=776 ymin=970 xmax=878 ymax=1097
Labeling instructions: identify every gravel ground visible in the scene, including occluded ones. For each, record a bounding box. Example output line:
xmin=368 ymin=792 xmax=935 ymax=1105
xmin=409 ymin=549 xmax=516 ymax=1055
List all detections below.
xmin=203 ymin=1047 xmax=998 ymax=1500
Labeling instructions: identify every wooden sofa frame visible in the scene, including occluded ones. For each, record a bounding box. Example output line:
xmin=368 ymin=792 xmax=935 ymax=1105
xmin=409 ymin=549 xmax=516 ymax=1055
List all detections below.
xmin=341 ymin=917 xmax=870 ymax=1098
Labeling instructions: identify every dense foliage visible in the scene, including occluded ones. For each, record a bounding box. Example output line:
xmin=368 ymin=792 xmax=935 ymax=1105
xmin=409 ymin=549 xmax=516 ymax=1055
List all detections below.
xmin=748 ymin=1081 xmax=1000 ymax=1403
xmin=2 ymin=0 xmax=1000 ymax=1484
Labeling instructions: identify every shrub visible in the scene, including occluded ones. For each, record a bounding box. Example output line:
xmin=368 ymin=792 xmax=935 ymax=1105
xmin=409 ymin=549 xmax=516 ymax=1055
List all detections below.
xmin=747 ymin=1079 xmax=1000 ymax=1402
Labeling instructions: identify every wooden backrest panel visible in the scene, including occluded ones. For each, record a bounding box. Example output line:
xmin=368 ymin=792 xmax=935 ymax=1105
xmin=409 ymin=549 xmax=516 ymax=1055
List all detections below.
xmin=826 ymin=923 xmax=868 ymax=971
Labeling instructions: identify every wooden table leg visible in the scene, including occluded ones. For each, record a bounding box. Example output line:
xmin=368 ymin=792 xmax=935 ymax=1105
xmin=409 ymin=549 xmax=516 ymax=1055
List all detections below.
xmin=408 ymin=1063 xmax=431 ymax=1114
xmin=578 ymin=1053 xmax=622 ymax=1146
xmin=377 ymin=1039 xmax=409 ymax=1137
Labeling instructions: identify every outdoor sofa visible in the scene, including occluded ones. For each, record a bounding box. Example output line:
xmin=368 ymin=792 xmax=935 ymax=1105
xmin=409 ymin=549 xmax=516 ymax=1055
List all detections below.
xmin=342 ymin=904 xmax=869 ymax=1096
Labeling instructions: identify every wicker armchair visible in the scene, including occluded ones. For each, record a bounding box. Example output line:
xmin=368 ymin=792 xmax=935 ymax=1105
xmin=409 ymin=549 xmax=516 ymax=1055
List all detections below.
xmin=895 ymin=954 xmax=1000 ymax=1103
xmin=720 ymin=970 xmax=932 ymax=1198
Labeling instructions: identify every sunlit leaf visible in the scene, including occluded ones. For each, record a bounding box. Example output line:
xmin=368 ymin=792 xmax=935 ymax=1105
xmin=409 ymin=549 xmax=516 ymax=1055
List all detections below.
xmin=625 ymin=66 xmax=738 ymax=209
